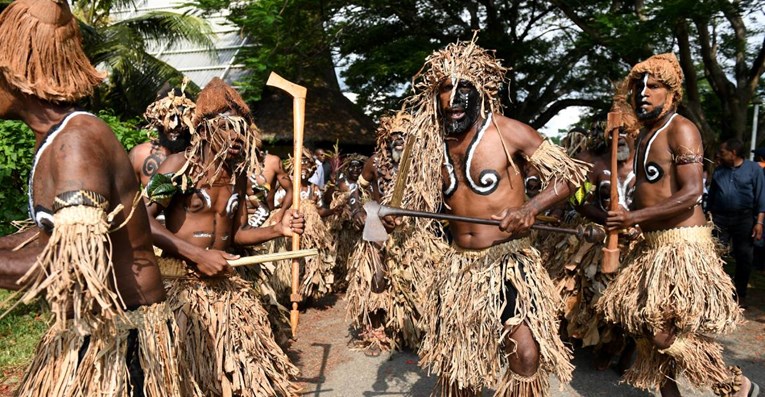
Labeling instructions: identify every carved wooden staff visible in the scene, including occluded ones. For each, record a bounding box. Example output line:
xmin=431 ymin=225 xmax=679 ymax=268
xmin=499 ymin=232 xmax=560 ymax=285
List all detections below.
xmin=601 ymin=111 xmax=621 ymax=273
xmin=266 ymin=72 xmax=307 ymax=338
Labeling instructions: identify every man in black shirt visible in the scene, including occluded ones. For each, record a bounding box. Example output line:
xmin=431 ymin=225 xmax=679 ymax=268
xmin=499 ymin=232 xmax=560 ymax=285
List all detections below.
xmin=708 ymin=138 xmax=765 ymax=306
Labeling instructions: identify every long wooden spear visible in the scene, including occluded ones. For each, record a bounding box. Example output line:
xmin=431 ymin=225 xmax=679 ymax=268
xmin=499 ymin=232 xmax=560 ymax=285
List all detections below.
xmin=266 ymin=72 xmax=307 ymax=338
xmin=601 ymin=111 xmax=621 ymax=273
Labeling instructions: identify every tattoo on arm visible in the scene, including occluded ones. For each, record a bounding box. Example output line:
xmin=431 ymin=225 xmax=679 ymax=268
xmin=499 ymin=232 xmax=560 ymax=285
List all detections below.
xmin=142 ymin=153 xmax=167 ymax=177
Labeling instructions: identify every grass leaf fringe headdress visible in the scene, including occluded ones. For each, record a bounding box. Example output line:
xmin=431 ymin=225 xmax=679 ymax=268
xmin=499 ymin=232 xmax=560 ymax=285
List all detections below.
xmin=403 ymin=33 xmax=509 ymax=213
xmin=181 ymin=77 xmax=261 ymax=186
xmin=143 ymin=80 xmax=197 ymax=138
xmin=0 ymin=0 xmax=104 ymax=102
xmin=618 ymin=52 xmax=684 ymax=127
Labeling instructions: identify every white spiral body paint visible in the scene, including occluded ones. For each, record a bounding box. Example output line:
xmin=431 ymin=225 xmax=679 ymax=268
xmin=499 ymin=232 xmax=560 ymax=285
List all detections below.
xmin=599 ymin=170 xmax=636 ymax=211
xmin=443 ymin=144 xmax=457 ymax=196
xmin=199 ymin=189 xmax=212 ymax=208
xmin=641 ymin=113 xmax=677 ymax=183
xmin=464 ymin=114 xmax=499 ymax=195
xmin=29 ymin=111 xmax=95 ymax=227
xmin=226 ymin=193 xmax=240 ymax=217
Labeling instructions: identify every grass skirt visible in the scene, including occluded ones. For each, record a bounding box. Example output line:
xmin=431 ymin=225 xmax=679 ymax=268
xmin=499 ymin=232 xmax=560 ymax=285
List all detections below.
xmin=15 ymin=302 xmax=194 ymax=397
xmin=328 ymin=191 xmax=358 ymax=291
xmin=598 ymin=226 xmax=742 ymax=336
xmin=598 ymin=226 xmax=743 ymax=394
xmin=166 ymin=273 xmax=300 ymax=397
xmin=268 ymin=202 xmax=336 ymax=301
xmin=419 ymin=239 xmax=573 ymax=396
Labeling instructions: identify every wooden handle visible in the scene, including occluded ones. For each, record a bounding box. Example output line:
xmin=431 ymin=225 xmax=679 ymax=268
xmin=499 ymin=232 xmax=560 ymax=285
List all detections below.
xmin=227 ymin=249 xmax=318 ymax=267
xmin=602 ymin=127 xmax=621 ymax=273
xmin=267 ymin=72 xmax=307 ymax=338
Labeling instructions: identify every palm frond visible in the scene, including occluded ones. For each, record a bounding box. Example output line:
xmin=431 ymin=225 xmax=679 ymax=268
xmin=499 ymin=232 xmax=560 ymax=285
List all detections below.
xmin=114 ymin=11 xmax=216 ymax=52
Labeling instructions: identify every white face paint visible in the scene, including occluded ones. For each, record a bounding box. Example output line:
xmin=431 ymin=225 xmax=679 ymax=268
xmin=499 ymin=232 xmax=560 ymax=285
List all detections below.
xmin=640 ymin=73 xmax=649 ymax=98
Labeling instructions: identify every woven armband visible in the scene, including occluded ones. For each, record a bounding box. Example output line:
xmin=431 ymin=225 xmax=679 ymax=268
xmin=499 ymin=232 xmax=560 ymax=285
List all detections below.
xmin=144 ymin=172 xmax=193 ymax=207
xmin=52 ymin=190 xmax=109 ymax=212
xmin=674 ymin=153 xmax=704 ymax=165
xmin=358 ymin=174 xmax=370 ymax=188
xmin=526 ymin=140 xmax=591 ymax=191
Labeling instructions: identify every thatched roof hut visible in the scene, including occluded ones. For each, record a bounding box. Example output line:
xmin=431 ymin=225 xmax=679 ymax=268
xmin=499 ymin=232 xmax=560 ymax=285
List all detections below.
xmin=252 ymin=85 xmax=376 ymax=150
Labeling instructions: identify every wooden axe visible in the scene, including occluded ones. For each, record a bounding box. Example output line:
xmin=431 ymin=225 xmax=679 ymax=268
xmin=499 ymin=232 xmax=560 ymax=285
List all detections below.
xmin=601 ymin=111 xmax=622 ymax=273
xmin=266 ymin=72 xmax=306 ymax=338
xmin=362 ymin=201 xmax=606 ymax=243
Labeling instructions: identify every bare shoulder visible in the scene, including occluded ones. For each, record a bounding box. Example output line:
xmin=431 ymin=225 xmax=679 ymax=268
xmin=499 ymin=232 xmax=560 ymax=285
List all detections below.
xmin=668 ymin=114 xmax=703 ymax=153
xmin=265 ymin=153 xmax=283 ymax=169
xmin=156 ymin=152 xmax=187 ymax=174
xmin=493 ymin=113 xmax=543 ymax=153
xmin=128 ymin=141 xmax=153 ymax=161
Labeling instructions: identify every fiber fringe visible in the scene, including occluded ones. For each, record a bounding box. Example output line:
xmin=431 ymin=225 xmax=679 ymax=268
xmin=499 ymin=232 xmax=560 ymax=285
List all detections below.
xmin=15 ymin=205 xmax=125 ymax=332
xmin=495 ymin=370 xmax=550 ymax=397
xmin=0 ymin=0 xmax=104 ymax=102
xmin=419 ymin=239 xmax=572 ymax=393
xmin=15 ymin=302 xmax=193 ymax=397
xmin=166 ymin=274 xmax=300 ymax=397
xmin=625 ymin=335 xmax=738 ymax=394
xmin=526 ymin=140 xmax=590 ymax=193
xmin=598 ymin=226 xmax=742 ymax=336
xmin=268 ymin=202 xmax=336 ymax=301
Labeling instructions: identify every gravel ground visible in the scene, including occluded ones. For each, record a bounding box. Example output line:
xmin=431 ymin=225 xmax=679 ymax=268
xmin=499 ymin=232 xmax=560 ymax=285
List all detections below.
xmin=292 ymin=291 xmax=765 ymax=397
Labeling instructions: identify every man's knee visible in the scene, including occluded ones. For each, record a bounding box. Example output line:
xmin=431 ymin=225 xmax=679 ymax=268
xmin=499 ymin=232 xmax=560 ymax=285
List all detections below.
xmin=513 ymin=343 xmax=540 ymax=376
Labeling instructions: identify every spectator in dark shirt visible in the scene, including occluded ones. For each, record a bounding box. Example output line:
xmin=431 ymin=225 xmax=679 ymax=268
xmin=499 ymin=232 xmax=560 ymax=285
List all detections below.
xmin=753 ymin=147 xmax=765 ymax=272
xmin=708 ymin=138 xmax=765 ymax=306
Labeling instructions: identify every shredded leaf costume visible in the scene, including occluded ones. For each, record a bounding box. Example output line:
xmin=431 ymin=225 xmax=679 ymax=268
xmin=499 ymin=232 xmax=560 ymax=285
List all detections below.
xmin=403 ymin=34 xmax=589 ymax=396
xmin=156 ymin=78 xmax=300 ymax=396
xmin=597 ymin=54 xmax=746 ymax=396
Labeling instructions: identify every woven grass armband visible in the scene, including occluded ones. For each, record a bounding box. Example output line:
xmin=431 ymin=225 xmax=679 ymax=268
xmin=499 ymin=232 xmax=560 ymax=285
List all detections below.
xmin=14 ymin=191 xmax=126 ymax=331
xmin=526 ymin=140 xmax=591 ymax=192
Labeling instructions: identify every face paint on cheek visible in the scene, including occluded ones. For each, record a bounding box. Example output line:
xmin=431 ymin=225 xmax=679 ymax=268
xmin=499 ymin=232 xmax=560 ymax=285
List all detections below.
xmin=640 ymin=74 xmax=648 ymax=97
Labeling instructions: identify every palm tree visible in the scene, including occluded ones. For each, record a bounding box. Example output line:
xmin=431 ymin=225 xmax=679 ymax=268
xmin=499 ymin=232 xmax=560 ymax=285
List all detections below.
xmin=73 ymin=0 xmax=215 ymax=117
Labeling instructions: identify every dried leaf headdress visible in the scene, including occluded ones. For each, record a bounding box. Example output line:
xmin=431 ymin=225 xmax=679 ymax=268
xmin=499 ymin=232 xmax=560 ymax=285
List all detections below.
xmin=181 ymin=77 xmax=261 ymax=186
xmin=143 ymin=79 xmax=196 ymax=138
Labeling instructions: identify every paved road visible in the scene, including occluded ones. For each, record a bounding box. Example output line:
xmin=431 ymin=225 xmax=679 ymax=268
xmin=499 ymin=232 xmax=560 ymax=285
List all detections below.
xmin=290 ymin=294 xmax=765 ymax=397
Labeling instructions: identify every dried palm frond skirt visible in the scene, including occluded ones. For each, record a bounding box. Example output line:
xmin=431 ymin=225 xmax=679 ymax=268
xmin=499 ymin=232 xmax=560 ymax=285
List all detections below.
xmin=165 ymin=271 xmax=300 ymax=397
xmin=15 ymin=302 xmax=195 ymax=397
xmin=268 ymin=202 xmax=336 ymax=301
xmin=598 ymin=226 xmax=742 ymax=336
xmin=419 ymin=239 xmax=573 ymax=396
xmin=328 ymin=191 xmax=358 ymax=291
xmin=597 ymin=226 xmax=744 ymax=393
xmin=345 ymin=240 xmax=392 ymax=333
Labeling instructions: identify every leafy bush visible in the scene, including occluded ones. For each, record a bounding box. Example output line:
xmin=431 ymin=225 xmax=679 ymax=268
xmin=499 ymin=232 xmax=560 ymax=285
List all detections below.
xmin=0 ymin=112 xmax=149 ymax=235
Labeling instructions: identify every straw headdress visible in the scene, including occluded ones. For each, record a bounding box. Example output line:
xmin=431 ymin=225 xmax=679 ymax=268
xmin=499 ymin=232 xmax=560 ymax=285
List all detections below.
xmin=143 ymin=80 xmax=196 ymax=137
xmin=409 ymin=32 xmax=508 ymax=127
xmin=0 ymin=0 xmax=104 ymax=103
xmin=180 ymin=77 xmax=261 ymax=185
xmin=618 ymin=53 xmax=684 ymax=124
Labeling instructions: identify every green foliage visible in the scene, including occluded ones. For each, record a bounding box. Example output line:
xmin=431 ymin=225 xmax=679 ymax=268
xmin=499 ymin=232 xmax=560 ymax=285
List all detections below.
xmin=0 ymin=290 xmax=49 ymax=372
xmin=97 ymin=110 xmax=150 ymax=152
xmin=75 ymin=3 xmax=211 ymax=118
xmin=0 ymin=113 xmax=148 ymax=235
xmin=0 ymin=121 xmax=34 ymax=235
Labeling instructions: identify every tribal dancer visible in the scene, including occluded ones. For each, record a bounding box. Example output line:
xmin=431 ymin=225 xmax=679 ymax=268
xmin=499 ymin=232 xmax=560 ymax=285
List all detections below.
xmin=0 ymin=0 xmax=192 ymax=395
xmin=268 ymin=149 xmax=337 ymax=302
xmin=129 ymin=83 xmax=196 ymax=187
xmin=346 ymin=111 xmax=438 ymax=354
xmin=328 ymin=153 xmax=368 ymax=290
xmin=567 ymin=121 xmax=638 ymax=373
xmin=145 ymin=77 xmax=302 ymax=397
xmin=405 ymin=36 xmax=588 ymax=396
xmin=598 ymin=53 xmax=757 ymax=397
